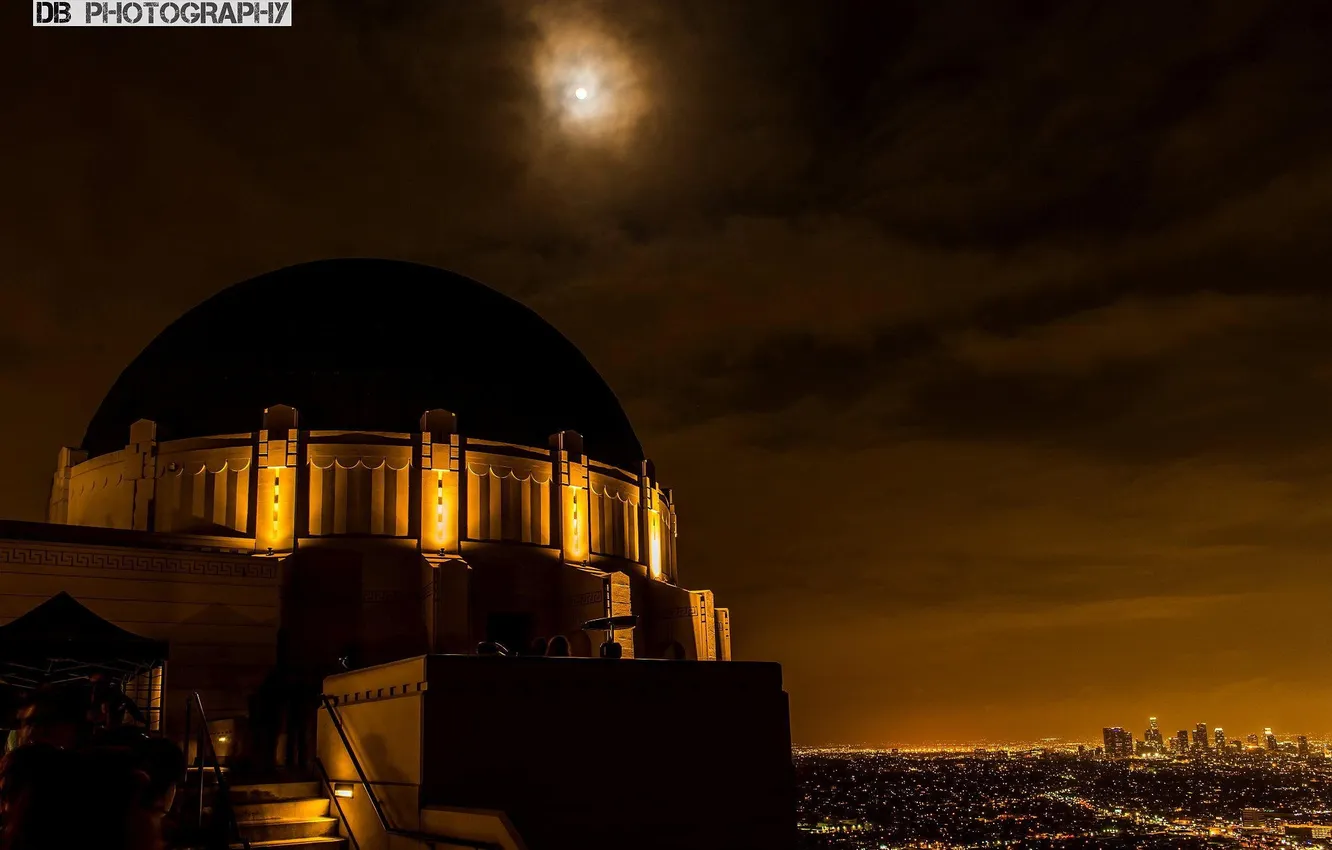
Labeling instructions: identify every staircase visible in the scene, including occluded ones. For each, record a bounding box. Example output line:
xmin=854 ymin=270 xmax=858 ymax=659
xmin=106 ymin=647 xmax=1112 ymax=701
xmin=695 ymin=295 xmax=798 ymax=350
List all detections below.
xmin=230 ymin=781 xmax=345 ymax=850
xmin=184 ymin=779 xmax=346 ymax=850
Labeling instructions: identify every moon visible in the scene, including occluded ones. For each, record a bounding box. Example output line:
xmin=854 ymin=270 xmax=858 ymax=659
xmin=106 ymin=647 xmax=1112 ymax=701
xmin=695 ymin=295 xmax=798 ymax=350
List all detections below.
xmin=529 ymin=7 xmax=646 ymax=146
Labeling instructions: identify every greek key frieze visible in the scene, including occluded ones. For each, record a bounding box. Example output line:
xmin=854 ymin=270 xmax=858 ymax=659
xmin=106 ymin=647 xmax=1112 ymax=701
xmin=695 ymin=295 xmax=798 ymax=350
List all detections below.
xmin=0 ymin=542 xmax=276 ymax=580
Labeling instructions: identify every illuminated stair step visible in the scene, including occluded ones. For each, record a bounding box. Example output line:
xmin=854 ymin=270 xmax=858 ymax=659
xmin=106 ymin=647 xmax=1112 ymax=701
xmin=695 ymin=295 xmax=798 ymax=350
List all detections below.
xmin=238 ymin=816 xmax=339 ymax=842
xmin=232 ymin=798 xmax=332 ymax=821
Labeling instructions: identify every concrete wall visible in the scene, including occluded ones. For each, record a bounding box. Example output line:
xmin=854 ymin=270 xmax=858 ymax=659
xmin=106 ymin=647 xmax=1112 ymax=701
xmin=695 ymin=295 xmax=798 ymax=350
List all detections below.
xmin=417 ymin=808 xmax=524 ymax=850
xmin=66 ymin=451 xmax=134 ymax=529
xmin=320 ymin=657 xmax=427 ymax=850
xmin=281 ymin=543 xmax=431 ymax=672
xmin=322 ymin=655 xmax=793 ymax=850
xmin=418 ymin=655 xmax=795 ymax=850
xmin=0 ymin=524 xmax=280 ymax=737
xmin=320 ymin=658 xmax=526 ymax=850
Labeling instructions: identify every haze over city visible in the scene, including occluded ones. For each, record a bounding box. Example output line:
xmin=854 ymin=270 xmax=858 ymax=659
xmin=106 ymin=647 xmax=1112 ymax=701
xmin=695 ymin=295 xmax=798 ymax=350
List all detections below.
xmin=6 ymin=1 xmax=1332 ymax=747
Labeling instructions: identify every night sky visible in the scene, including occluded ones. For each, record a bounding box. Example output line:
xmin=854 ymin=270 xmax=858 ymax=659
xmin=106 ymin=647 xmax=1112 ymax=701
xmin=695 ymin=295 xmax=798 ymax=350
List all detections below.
xmin=5 ymin=1 xmax=1332 ymax=746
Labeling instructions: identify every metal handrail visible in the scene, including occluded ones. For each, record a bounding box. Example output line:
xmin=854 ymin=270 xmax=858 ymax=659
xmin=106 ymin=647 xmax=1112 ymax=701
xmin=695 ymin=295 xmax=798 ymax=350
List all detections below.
xmin=318 ymin=694 xmax=392 ymax=835
xmin=314 ymin=756 xmax=360 ymax=850
xmin=318 ymin=694 xmax=502 ymax=850
xmin=183 ymin=691 xmax=249 ymax=850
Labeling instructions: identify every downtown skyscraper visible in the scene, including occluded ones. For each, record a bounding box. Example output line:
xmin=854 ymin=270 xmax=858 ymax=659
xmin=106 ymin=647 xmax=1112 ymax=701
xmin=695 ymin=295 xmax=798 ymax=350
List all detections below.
xmin=1145 ymin=717 xmax=1165 ymax=753
xmin=1103 ymin=727 xmax=1134 ymax=759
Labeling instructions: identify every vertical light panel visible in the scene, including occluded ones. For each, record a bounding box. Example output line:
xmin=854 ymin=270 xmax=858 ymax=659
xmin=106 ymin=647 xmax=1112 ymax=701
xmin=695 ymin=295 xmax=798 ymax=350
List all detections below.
xmin=649 ymin=509 xmax=662 ymax=579
xmin=272 ymin=469 xmax=281 ymax=536
xmin=435 ymin=470 xmax=445 ymax=542
xmin=564 ymin=486 xmax=587 ymax=563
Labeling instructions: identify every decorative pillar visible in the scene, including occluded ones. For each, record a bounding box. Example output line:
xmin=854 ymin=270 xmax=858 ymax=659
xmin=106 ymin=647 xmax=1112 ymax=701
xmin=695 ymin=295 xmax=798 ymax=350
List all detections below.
xmin=549 ymin=430 xmax=589 ymax=566
xmin=126 ymin=419 xmax=158 ymax=531
xmin=48 ymin=446 xmax=87 ymax=524
xmin=714 ymin=607 xmax=732 ymax=661
xmin=638 ymin=459 xmax=664 ymax=580
xmin=692 ymin=589 xmax=717 ymax=661
xmin=418 ymin=409 xmax=461 ymax=556
xmin=606 ymin=572 xmax=635 ymax=659
xmin=666 ymin=488 xmax=679 ymax=584
xmin=256 ymin=405 xmax=299 ymax=554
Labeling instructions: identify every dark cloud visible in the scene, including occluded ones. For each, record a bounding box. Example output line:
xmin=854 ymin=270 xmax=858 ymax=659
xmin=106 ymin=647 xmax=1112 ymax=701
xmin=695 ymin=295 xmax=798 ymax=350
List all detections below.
xmin=4 ymin=0 xmax=1332 ymax=744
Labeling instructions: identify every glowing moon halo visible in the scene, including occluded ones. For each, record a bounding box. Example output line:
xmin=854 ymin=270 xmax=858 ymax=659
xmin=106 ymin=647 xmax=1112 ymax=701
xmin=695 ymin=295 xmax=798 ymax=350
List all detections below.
xmin=530 ymin=11 xmax=645 ymax=145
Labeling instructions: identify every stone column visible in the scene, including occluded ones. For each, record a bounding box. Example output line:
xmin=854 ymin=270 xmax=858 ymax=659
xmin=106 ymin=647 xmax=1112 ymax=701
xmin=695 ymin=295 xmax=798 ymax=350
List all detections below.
xmin=638 ymin=460 xmax=667 ymax=580
xmin=418 ymin=409 xmax=461 ymax=556
xmin=549 ymin=430 xmax=589 ymax=566
xmin=607 ymin=572 xmax=635 ymax=658
xmin=256 ymin=405 xmax=299 ymax=554
xmin=126 ymin=419 xmax=158 ymax=531
xmin=714 ymin=607 xmax=732 ymax=661
xmin=692 ymin=589 xmax=717 ymax=661
xmin=418 ymin=411 xmax=470 ymax=653
xmin=666 ymin=489 xmax=679 ymax=584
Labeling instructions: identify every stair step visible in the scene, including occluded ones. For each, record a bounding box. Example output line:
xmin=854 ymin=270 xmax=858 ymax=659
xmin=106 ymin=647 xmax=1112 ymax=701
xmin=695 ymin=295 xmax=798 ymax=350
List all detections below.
xmin=230 ymin=781 xmax=324 ymax=802
xmin=232 ymin=838 xmax=346 ymax=850
xmin=239 ymin=817 xmax=339 ymax=842
xmin=233 ymin=797 xmax=331 ymax=821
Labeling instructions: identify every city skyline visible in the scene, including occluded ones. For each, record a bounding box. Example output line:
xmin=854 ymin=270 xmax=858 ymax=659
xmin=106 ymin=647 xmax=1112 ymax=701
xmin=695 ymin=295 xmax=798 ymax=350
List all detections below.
xmin=798 ymin=716 xmax=1331 ymax=751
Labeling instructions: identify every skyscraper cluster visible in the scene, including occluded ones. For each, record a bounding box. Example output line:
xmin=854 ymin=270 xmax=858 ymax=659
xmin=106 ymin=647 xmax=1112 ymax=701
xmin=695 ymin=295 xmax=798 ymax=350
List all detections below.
xmin=1144 ymin=716 xmax=1165 ymax=752
xmin=1193 ymin=723 xmax=1209 ymax=750
xmin=1099 ymin=718 xmax=1313 ymax=759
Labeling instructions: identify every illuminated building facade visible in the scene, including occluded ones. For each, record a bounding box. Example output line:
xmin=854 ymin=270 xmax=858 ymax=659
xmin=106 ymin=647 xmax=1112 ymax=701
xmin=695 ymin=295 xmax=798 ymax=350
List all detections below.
xmin=1194 ymin=722 xmax=1209 ymax=750
xmin=1214 ymin=727 xmax=1225 ymax=749
xmin=25 ymin=260 xmax=729 ymax=697
xmin=1145 ymin=716 xmax=1165 ymax=753
xmin=1102 ymin=727 xmax=1133 ymax=759
xmin=1176 ymin=730 xmax=1190 ymax=753
xmin=0 ymin=262 xmax=793 ymax=850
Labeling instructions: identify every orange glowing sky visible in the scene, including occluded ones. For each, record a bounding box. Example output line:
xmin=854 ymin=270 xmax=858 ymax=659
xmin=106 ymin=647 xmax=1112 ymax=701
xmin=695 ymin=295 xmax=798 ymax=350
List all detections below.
xmin=4 ymin=1 xmax=1332 ymax=745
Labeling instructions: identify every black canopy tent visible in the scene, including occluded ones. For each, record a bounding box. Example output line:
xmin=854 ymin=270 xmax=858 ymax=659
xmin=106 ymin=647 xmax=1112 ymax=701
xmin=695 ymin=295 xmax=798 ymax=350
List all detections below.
xmin=0 ymin=592 xmax=167 ymax=728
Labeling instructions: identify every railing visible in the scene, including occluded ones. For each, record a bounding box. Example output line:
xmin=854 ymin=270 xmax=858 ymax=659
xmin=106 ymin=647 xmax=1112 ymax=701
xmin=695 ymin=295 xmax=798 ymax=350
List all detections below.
xmin=182 ymin=691 xmax=249 ymax=850
xmin=316 ymin=694 xmax=502 ymax=850
xmin=313 ymin=755 xmax=360 ymax=850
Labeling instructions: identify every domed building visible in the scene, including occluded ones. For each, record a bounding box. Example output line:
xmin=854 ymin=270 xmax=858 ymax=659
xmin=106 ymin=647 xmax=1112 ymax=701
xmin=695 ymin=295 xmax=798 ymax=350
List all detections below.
xmin=1 ymin=260 xmax=792 ymax=850
xmin=52 ymin=259 xmax=724 ymax=670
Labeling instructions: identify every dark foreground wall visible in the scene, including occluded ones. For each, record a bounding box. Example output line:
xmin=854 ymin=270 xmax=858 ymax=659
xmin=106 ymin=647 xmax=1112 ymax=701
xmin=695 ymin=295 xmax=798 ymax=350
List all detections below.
xmin=419 ymin=654 xmax=795 ymax=850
